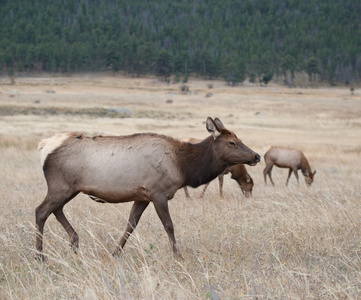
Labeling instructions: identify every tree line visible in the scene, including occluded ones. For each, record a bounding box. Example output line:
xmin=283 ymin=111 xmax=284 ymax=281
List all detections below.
xmin=1 ymin=0 xmax=360 ymax=86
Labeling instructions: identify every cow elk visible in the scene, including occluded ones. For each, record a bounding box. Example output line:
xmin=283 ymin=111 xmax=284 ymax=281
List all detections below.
xmin=36 ymin=117 xmax=260 ymax=261
xmin=263 ymin=146 xmax=316 ymax=186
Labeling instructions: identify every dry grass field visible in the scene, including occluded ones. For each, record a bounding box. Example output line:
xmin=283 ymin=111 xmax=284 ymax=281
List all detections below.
xmin=0 ymin=74 xmax=361 ymax=299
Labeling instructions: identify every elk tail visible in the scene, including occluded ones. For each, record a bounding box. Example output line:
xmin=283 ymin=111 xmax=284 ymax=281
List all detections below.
xmin=261 ymin=145 xmax=272 ymax=158
xmin=37 ymin=139 xmax=48 ymax=151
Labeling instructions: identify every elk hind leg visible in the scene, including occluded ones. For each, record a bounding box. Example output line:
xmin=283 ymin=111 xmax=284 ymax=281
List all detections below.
xmin=263 ymin=164 xmax=275 ymax=186
xmin=35 ymin=198 xmax=51 ymax=261
xmin=35 ymin=190 xmax=78 ymax=261
xmin=286 ymin=169 xmax=293 ymax=186
xmin=113 ymin=201 xmax=149 ymax=256
xmin=53 ymin=207 xmax=79 ymax=253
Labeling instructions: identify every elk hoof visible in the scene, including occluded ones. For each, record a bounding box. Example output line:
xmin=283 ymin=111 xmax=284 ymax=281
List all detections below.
xmin=35 ymin=253 xmax=45 ymax=263
xmin=174 ymin=253 xmax=184 ymax=261
xmin=71 ymin=240 xmax=79 ymax=254
xmin=112 ymin=246 xmax=122 ymax=257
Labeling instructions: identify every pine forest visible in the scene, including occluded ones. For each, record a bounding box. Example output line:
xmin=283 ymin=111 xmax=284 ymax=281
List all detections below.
xmin=1 ymin=0 xmax=360 ymax=86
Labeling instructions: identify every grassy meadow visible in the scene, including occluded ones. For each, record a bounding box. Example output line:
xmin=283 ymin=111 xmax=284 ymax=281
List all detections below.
xmin=0 ymin=74 xmax=361 ymax=299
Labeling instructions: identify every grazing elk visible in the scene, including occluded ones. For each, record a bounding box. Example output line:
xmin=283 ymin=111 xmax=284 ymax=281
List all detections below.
xmin=263 ymin=146 xmax=316 ymax=186
xmin=182 ymin=138 xmax=254 ymax=198
xmin=36 ymin=117 xmax=260 ymax=261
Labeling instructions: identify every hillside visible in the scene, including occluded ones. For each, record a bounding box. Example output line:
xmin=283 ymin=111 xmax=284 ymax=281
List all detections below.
xmin=1 ymin=0 xmax=360 ymax=85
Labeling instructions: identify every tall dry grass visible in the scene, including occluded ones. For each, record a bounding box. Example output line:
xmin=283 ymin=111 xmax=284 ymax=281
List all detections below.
xmin=1 ymin=76 xmax=361 ymax=299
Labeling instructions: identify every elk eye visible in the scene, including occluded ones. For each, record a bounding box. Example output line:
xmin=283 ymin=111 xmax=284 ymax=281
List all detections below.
xmin=229 ymin=141 xmax=236 ymax=146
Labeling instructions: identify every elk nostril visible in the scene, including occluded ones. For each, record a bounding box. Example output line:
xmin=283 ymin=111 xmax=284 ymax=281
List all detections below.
xmin=255 ymin=154 xmax=261 ymax=162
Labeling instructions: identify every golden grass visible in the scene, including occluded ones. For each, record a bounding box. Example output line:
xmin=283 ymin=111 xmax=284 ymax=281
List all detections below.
xmin=1 ymin=75 xmax=361 ymax=299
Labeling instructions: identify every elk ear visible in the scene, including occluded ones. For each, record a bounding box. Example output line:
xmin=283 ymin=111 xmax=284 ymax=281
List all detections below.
xmin=206 ymin=117 xmax=221 ymax=139
xmin=213 ymin=118 xmax=225 ymax=129
xmin=246 ymin=176 xmax=251 ymax=183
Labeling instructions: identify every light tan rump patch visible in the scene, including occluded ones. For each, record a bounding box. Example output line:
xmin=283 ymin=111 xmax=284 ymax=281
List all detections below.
xmin=38 ymin=133 xmax=72 ymax=167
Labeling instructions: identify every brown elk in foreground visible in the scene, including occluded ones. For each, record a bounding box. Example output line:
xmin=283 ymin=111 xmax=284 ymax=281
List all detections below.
xmin=36 ymin=117 xmax=260 ymax=261
xmin=263 ymin=146 xmax=316 ymax=186
xmin=182 ymin=138 xmax=254 ymax=198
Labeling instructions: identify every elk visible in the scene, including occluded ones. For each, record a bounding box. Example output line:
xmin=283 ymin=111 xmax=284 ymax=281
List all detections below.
xmin=182 ymin=138 xmax=254 ymax=198
xmin=263 ymin=146 xmax=316 ymax=186
xmin=36 ymin=117 xmax=260 ymax=261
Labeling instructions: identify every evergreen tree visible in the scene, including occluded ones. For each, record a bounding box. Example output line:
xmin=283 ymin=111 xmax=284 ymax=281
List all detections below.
xmin=222 ymin=56 xmax=246 ymax=86
xmin=306 ymin=56 xmax=320 ymax=84
xmin=282 ymin=54 xmax=296 ymax=87
xmin=105 ymin=41 xmax=121 ymax=72
xmin=155 ymin=50 xmax=172 ymax=82
xmin=261 ymin=73 xmax=273 ymax=86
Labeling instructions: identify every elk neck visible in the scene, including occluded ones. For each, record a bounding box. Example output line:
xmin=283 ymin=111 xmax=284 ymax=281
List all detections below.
xmin=301 ymin=155 xmax=312 ymax=176
xmin=178 ymin=137 xmax=227 ymax=188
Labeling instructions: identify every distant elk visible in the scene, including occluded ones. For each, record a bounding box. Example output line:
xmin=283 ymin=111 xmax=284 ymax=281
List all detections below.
xmin=182 ymin=138 xmax=254 ymax=198
xmin=36 ymin=117 xmax=260 ymax=261
xmin=263 ymin=146 xmax=316 ymax=186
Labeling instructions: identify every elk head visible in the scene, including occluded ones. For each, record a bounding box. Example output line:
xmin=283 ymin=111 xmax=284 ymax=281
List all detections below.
xmin=206 ymin=117 xmax=260 ymax=167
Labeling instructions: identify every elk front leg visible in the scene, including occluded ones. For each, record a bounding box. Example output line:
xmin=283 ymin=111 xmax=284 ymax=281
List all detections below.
xmin=293 ymin=169 xmax=299 ymax=184
xmin=200 ymin=183 xmax=210 ymax=198
xmin=183 ymin=187 xmax=191 ymax=199
xmin=286 ymin=169 xmax=293 ymax=186
xmin=153 ymin=198 xmax=182 ymax=259
xmin=218 ymin=174 xmax=224 ymax=198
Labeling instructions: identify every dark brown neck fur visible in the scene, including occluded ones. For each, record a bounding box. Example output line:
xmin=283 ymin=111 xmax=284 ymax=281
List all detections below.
xmin=178 ymin=137 xmax=227 ymax=188
xmin=301 ymin=155 xmax=312 ymax=176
